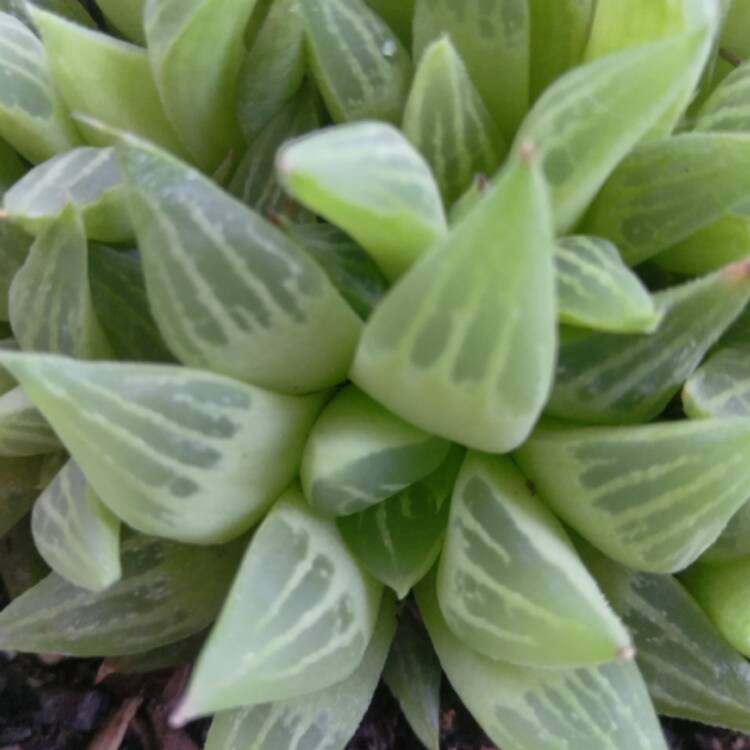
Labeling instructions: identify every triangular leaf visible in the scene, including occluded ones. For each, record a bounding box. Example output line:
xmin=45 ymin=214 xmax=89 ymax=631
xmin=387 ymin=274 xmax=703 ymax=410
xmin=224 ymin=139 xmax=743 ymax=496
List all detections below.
xmin=0 ymin=452 xmax=60 ymax=537
xmin=701 ymin=500 xmax=750 ymax=564
xmin=119 ymin=138 xmax=362 ymax=394
xmin=176 ymin=486 xmax=383 ymax=720
xmin=0 ymin=352 xmax=324 ymax=543
xmin=301 ymin=385 xmax=450 ymax=517
xmin=277 ymin=121 xmax=447 ymax=281
xmin=516 ymin=418 xmax=750 ymax=572
xmin=0 ymin=220 xmax=30 ymax=321
xmin=438 ymin=452 xmax=630 ymax=667
xmin=351 ymin=150 xmax=556 ymax=453
xmin=683 ymin=345 xmax=750 ymax=418
xmin=31 ymin=459 xmax=120 ymax=592
xmin=0 ymin=386 xmax=60 ymax=456
xmin=694 ymin=56 xmax=750 ymax=133
xmin=96 ymin=0 xmax=146 ymax=44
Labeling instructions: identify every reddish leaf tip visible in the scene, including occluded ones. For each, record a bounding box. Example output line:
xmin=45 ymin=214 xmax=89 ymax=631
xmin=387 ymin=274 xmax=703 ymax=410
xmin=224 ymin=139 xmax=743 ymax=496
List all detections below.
xmin=723 ymin=258 xmax=750 ymax=283
xmin=618 ymin=644 xmax=637 ymax=661
xmin=519 ymin=140 xmax=536 ymax=164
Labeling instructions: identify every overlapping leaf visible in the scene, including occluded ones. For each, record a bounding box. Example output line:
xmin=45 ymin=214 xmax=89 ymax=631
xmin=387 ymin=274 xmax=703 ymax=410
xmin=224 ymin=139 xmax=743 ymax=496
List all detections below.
xmin=204 ymin=594 xmax=396 ymax=750
xmin=403 ymin=36 xmax=505 ymax=207
xmin=417 ymin=572 xmax=667 ymax=750
xmin=701 ymin=501 xmax=750 ymax=563
xmin=119 ymin=138 xmax=362 ymax=394
xmin=438 ymin=452 xmax=630 ymax=667
xmin=176 ymin=487 xmax=383 ymax=719
xmin=143 ymin=0 xmax=255 ymax=170
xmin=683 ymin=345 xmax=750 ymax=418
xmin=0 ymin=453 xmax=58 ymax=537
xmin=351 ymin=152 xmax=556 ymax=453
xmin=694 ymin=57 xmax=750 ymax=133
xmin=0 ymin=218 xmax=30 ymax=322
xmin=0 ymin=533 xmax=244 ymax=656
xmin=556 ymin=235 xmax=658 ymax=333
xmin=0 ymin=11 xmax=80 ymax=163
xmin=300 ymin=0 xmax=412 ymax=125
xmin=0 ymin=0 xmax=95 ymax=28
xmin=96 ymin=0 xmax=146 ymax=44
xmin=547 ymin=263 xmax=750 ymax=424
xmin=0 ymin=352 xmax=324 ymax=543
xmin=31 ymin=459 xmax=120 ymax=592
xmin=364 ymin=0 xmax=413 ymax=46
xmin=516 ymin=418 xmax=750 ymax=573
xmin=413 ymin=0 xmax=529 ymax=140
xmin=30 ymin=7 xmax=186 ymax=158
xmin=301 ymin=385 xmax=450 ymax=517
xmin=338 ymin=446 xmax=463 ymax=598
xmin=277 ymin=121 xmax=447 ymax=281
xmin=0 ymin=386 xmax=60 ymax=456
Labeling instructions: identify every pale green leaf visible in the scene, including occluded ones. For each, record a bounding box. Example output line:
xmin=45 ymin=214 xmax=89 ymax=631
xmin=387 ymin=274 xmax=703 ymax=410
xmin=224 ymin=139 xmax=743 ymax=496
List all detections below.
xmin=0 ymin=452 xmax=59 ymax=536
xmin=31 ymin=459 xmax=120 ymax=592
xmin=547 ymin=263 xmax=750 ymax=424
xmin=144 ymin=0 xmax=255 ymax=170
xmin=515 ymin=418 xmax=750 ymax=573
xmin=176 ymin=486 xmax=383 ymax=720
xmin=403 ymin=36 xmax=505 ymax=207
xmin=4 ymin=147 xmax=132 ymax=243
xmin=300 ymin=0 xmax=412 ymax=125
xmin=96 ymin=0 xmax=146 ymax=44
xmin=383 ymin=611 xmax=441 ymax=750
xmin=0 ymin=533 xmax=243 ymax=656
xmin=529 ymin=0 xmax=595 ymax=100
xmin=413 ymin=0 xmax=529 ymax=140
xmin=0 ymin=352 xmax=324 ymax=544
xmin=364 ymin=0 xmax=413 ymax=46
xmin=514 ymin=29 xmax=708 ymax=232
xmin=277 ymin=121 xmax=447 ymax=282
xmin=301 ymin=385 xmax=450 ymax=517
xmin=683 ymin=345 xmax=750 ymax=418
xmin=230 ymin=83 xmax=321 ymax=222
xmin=583 ymin=133 xmax=750 ymax=266
xmin=438 ymin=452 xmax=630 ymax=667
xmin=338 ymin=446 xmax=463 ymax=599
xmin=119 ymin=138 xmax=362 ymax=394
xmin=9 ymin=206 xmax=112 ymax=359
xmin=694 ymin=55 xmax=750 ymax=133
xmin=236 ymin=0 xmax=306 ymax=142
xmin=0 ymin=386 xmax=60 ymax=456
xmin=556 ymin=235 xmax=658 ymax=333
xmin=285 ymin=223 xmax=388 ymax=320
xmin=351 ymin=152 xmax=556 ymax=453
xmin=0 ymin=12 xmax=81 ymax=163
xmin=701 ymin=500 xmax=750 ymax=563
xmin=205 ymin=594 xmax=396 ymax=750
xmin=88 ymin=245 xmax=174 ymax=363
xmin=416 ymin=572 xmax=667 ymax=750
xmin=29 ymin=7 xmax=187 ymax=158
xmin=623 ymin=571 xmax=750 ymax=733
xmin=1 ymin=0 xmax=94 ymax=27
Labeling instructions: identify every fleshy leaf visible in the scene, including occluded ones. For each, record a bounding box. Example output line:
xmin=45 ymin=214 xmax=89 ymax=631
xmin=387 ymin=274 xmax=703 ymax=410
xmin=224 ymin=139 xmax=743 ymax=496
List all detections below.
xmin=29 ymin=7 xmax=187 ymax=158
xmin=276 ymin=121 xmax=447 ymax=282
xmin=31 ymin=459 xmax=120 ymax=592
xmin=694 ymin=56 xmax=750 ymax=133
xmin=0 ymin=352 xmax=324 ymax=544
xmin=438 ymin=452 xmax=630 ymax=667
xmin=417 ymin=572 xmax=667 ymax=750
xmin=0 ymin=220 xmax=30 ymax=321
xmin=108 ymin=631 xmax=206 ymax=675
xmin=701 ymin=500 xmax=750 ymax=564
xmin=229 ymin=83 xmax=321 ymax=222
xmin=285 ymin=223 xmax=388 ymax=320
xmin=0 ymin=453 xmax=58 ymax=537
xmin=0 ymin=387 xmax=60 ymax=456
xmin=301 ymin=385 xmax=450 ymax=517
xmin=9 ymin=206 xmax=112 ymax=359
xmin=515 ymin=418 xmax=750 ymax=573
xmin=236 ymin=0 xmax=306 ymax=142
xmin=204 ymin=594 xmax=396 ymax=750
xmin=143 ymin=0 xmax=256 ymax=170
xmin=0 ymin=11 xmax=80 ymax=163
xmin=0 ymin=0 xmax=95 ymax=28
xmin=513 ymin=29 xmax=708 ymax=232
xmin=364 ymin=0 xmax=413 ymax=46
xmin=683 ymin=345 xmax=750 ymax=418
xmin=402 ymin=36 xmax=505 ymax=207
xmin=583 ymin=133 xmax=750 ymax=266
xmin=119 ymin=138 xmax=362 ymax=394
xmin=300 ymin=0 xmax=412 ymax=125
xmin=0 ymin=533 xmax=243 ymax=656
xmin=4 ymin=147 xmax=132 ymax=243
xmin=351 ymin=150 xmax=556 ymax=454
xmin=176 ymin=486 xmax=383 ymax=720
xmin=413 ymin=0 xmax=529 ymax=140
xmin=338 ymin=446 xmax=463 ymax=598
xmin=96 ymin=0 xmax=146 ymax=44
xmin=88 ymin=246 xmax=174 ymax=363
xmin=547 ymin=263 xmax=750 ymax=424
xmin=383 ymin=611 xmax=441 ymax=750
xmin=622 ymin=571 xmax=750 ymax=733
xmin=556 ymin=235 xmax=658 ymax=333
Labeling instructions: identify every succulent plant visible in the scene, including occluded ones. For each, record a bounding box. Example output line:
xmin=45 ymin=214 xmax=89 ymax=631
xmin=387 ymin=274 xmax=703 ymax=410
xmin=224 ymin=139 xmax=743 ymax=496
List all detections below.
xmin=3 ymin=1 xmax=750 ymax=749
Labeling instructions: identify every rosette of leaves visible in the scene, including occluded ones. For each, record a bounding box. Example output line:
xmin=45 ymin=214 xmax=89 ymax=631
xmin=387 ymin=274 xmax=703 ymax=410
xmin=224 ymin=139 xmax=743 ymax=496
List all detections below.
xmin=3 ymin=2 xmax=750 ymax=749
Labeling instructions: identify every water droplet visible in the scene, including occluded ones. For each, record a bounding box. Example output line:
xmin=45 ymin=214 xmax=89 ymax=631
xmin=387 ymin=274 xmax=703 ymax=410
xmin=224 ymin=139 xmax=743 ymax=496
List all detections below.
xmin=381 ymin=39 xmax=397 ymax=58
